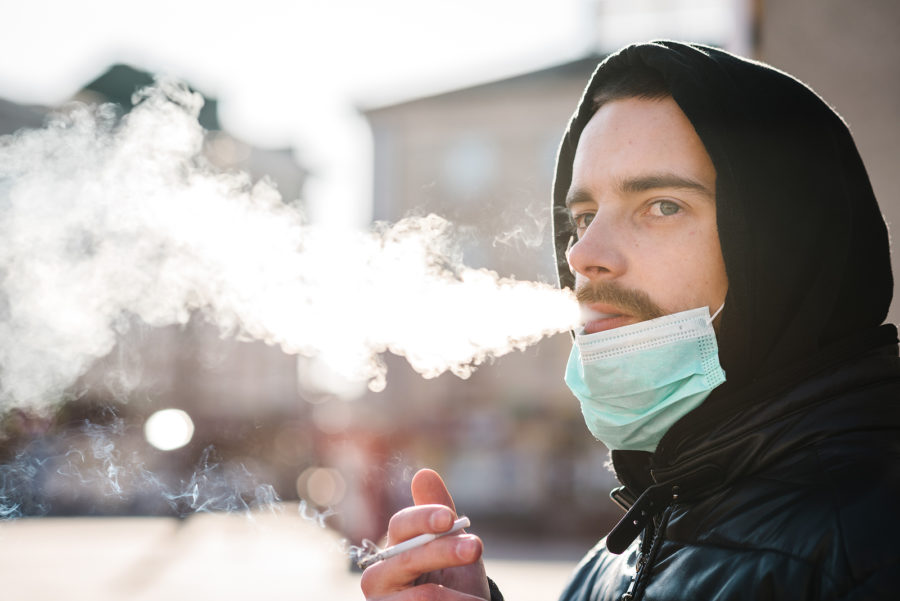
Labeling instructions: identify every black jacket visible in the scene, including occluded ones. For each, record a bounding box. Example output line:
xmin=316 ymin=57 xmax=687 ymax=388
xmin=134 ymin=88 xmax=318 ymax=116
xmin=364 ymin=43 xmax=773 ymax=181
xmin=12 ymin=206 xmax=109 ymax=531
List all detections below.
xmin=559 ymin=336 xmax=900 ymax=601
xmin=539 ymin=41 xmax=900 ymax=601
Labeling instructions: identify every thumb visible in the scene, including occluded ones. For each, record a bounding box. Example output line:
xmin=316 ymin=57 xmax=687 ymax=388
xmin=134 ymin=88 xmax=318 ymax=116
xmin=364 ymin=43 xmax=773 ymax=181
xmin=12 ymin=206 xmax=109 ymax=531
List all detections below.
xmin=411 ymin=468 xmax=457 ymax=513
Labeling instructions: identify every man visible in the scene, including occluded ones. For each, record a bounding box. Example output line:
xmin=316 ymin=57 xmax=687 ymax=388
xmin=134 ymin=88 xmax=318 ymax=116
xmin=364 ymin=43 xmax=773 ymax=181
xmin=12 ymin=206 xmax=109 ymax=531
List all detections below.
xmin=361 ymin=41 xmax=900 ymax=600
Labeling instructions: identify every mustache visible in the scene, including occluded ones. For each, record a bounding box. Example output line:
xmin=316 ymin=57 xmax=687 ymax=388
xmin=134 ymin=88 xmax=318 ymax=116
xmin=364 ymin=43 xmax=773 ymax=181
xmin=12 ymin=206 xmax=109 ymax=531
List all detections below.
xmin=575 ymin=281 xmax=665 ymax=322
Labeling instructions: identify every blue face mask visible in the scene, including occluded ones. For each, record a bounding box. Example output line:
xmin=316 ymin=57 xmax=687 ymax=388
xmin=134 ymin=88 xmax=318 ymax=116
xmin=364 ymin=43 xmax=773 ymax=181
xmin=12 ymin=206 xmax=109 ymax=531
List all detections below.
xmin=564 ymin=305 xmax=726 ymax=453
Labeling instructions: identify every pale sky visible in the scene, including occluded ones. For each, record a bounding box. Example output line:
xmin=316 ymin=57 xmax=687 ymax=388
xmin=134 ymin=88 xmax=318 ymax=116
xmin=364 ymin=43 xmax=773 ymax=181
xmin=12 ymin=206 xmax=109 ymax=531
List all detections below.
xmin=1 ymin=0 xmax=590 ymax=226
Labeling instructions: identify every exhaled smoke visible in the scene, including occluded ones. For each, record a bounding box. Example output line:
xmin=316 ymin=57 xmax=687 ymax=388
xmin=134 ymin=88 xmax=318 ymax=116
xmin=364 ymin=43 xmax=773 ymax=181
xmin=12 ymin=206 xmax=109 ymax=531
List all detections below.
xmin=492 ymin=200 xmax=548 ymax=250
xmin=0 ymin=79 xmax=579 ymax=409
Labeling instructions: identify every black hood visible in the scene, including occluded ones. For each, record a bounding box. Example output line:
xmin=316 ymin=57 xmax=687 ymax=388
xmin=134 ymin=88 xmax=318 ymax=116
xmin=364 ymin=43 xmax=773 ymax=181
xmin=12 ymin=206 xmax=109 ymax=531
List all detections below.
xmin=552 ymin=41 xmax=894 ymax=395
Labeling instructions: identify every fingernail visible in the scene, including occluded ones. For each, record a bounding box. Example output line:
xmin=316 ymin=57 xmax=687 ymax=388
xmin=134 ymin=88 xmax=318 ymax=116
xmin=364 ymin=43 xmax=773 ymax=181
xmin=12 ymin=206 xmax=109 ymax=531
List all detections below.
xmin=456 ymin=538 xmax=479 ymax=560
xmin=429 ymin=508 xmax=452 ymax=531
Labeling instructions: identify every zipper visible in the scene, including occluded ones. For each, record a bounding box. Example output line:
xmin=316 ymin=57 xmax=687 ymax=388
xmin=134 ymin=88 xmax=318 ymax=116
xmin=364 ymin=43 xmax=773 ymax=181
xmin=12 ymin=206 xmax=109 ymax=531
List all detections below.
xmin=607 ymin=464 xmax=722 ymax=554
xmin=620 ymin=502 xmax=675 ymax=601
xmin=607 ymin=465 xmax=722 ymax=599
xmin=620 ymin=518 xmax=655 ymax=601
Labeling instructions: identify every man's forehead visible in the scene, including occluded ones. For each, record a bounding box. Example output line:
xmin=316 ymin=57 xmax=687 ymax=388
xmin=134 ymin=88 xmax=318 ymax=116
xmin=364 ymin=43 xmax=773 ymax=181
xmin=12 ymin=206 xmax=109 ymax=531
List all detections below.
xmin=568 ymin=97 xmax=716 ymax=200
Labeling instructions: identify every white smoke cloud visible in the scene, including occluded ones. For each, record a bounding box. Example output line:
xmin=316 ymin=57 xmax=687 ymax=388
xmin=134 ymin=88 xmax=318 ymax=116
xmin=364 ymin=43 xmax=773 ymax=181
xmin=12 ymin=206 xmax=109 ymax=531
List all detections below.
xmin=0 ymin=79 xmax=579 ymax=409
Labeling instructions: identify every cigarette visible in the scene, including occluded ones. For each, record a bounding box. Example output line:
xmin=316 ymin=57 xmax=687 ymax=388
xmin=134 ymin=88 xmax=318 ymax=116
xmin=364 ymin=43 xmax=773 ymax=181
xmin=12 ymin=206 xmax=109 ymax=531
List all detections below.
xmin=356 ymin=516 xmax=470 ymax=569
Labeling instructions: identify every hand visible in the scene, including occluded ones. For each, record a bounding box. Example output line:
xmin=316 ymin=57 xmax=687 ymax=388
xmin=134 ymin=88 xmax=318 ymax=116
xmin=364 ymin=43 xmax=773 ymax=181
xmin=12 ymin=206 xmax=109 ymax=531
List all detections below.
xmin=360 ymin=468 xmax=490 ymax=600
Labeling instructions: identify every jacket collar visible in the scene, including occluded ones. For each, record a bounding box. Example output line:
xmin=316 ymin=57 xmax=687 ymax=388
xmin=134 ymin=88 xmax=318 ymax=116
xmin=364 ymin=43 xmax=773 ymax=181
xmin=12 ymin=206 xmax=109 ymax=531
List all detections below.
xmin=611 ymin=325 xmax=900 ymax=503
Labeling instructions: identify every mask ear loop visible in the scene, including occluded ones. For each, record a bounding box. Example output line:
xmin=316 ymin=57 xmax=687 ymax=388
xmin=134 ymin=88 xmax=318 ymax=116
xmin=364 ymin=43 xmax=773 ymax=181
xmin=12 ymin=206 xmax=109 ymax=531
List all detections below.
xmin=707 ymin=302 xmax=725 ymax=325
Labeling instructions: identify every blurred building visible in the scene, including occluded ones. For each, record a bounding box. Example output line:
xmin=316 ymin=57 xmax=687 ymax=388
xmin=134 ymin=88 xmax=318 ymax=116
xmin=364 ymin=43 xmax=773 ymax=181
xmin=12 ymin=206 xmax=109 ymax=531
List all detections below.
xmin=0 ymin=97 xmax=46 ymax=136
xmin=757 ymin=0 xmax=900 ymax=326
xmin=74 ymin=64 xmax=308 ymax=205
xmin=581 ymin=0 xmax=757 ymax=57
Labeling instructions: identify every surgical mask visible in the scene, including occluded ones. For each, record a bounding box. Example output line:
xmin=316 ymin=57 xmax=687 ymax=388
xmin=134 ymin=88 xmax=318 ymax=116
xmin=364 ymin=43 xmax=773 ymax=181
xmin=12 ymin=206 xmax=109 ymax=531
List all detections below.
xmin=564 ymin=305 xmax=726 ymax=453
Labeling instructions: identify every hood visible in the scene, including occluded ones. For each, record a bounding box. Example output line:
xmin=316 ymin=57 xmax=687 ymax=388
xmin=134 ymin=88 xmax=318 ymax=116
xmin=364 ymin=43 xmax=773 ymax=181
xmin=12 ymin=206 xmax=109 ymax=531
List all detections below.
xmin=552 ymin=40 xmax=893 ymax=395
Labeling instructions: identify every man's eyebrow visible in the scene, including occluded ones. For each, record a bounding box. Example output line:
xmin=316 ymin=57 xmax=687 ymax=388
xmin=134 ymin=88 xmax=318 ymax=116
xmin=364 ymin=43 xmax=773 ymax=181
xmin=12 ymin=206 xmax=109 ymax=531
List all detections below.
xmin=565 ymin=173 xmax=714 ymax=208
xmin=565 ymin=188 xmax=594 ymax=209
xmin=619 ymin=173 xmax=713 ymax=196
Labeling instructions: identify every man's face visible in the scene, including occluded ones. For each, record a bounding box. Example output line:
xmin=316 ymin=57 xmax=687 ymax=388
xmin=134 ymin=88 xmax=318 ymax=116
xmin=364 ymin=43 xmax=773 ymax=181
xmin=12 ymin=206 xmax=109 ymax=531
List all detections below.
xmin=566 ymin=96 xmax=728 ymax=334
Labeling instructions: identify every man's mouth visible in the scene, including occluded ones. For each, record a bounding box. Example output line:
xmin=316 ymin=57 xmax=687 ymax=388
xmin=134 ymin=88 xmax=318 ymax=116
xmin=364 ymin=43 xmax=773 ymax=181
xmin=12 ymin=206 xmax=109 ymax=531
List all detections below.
xmin=574 ymin=281 xmax=665 ymax=333
xmin=581 ymin=304 xmax=636 ymax=334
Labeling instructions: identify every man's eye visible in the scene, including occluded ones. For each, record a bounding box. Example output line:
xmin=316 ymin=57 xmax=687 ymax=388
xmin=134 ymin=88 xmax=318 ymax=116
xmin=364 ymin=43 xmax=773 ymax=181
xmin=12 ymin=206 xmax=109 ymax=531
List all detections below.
xmin=571 ymin=212 xmax=595 ymax=234
xmin=650 ymin=200 xmax=681 ymax=216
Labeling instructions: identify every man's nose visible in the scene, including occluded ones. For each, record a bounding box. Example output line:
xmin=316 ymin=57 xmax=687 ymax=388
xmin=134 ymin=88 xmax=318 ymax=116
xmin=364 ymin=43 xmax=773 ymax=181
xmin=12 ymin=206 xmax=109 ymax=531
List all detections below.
xmin=566 ymin=220 xmax=626 ymax=281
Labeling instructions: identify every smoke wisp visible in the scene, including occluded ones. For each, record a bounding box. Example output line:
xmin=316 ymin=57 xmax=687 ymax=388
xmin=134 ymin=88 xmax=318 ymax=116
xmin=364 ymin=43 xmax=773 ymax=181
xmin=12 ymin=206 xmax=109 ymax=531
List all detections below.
xmin=0 ymin=416 xmax=280 ymax=519
xmin=0 ymin=79 xmax=578 ymax=409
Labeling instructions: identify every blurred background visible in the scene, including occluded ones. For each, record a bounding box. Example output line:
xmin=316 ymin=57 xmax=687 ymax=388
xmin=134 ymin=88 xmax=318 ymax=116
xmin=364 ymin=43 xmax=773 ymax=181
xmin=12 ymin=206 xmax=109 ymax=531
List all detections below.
xmin=1 ymin=0 xmax=899 ymax=599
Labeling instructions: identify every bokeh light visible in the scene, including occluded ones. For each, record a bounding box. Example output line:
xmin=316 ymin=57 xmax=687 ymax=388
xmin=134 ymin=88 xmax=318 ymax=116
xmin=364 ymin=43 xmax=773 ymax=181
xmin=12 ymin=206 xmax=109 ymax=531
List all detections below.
xmin=143 ymin=409 xmax=195 ymax=451
xmin=296 ymin=466 xmax=347 ymax=507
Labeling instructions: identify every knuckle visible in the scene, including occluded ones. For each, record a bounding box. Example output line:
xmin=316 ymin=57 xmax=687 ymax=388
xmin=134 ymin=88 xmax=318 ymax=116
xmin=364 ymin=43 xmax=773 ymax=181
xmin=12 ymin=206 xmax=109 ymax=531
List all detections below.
xmin=386 ymin=512 xmax=401 ymax=540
